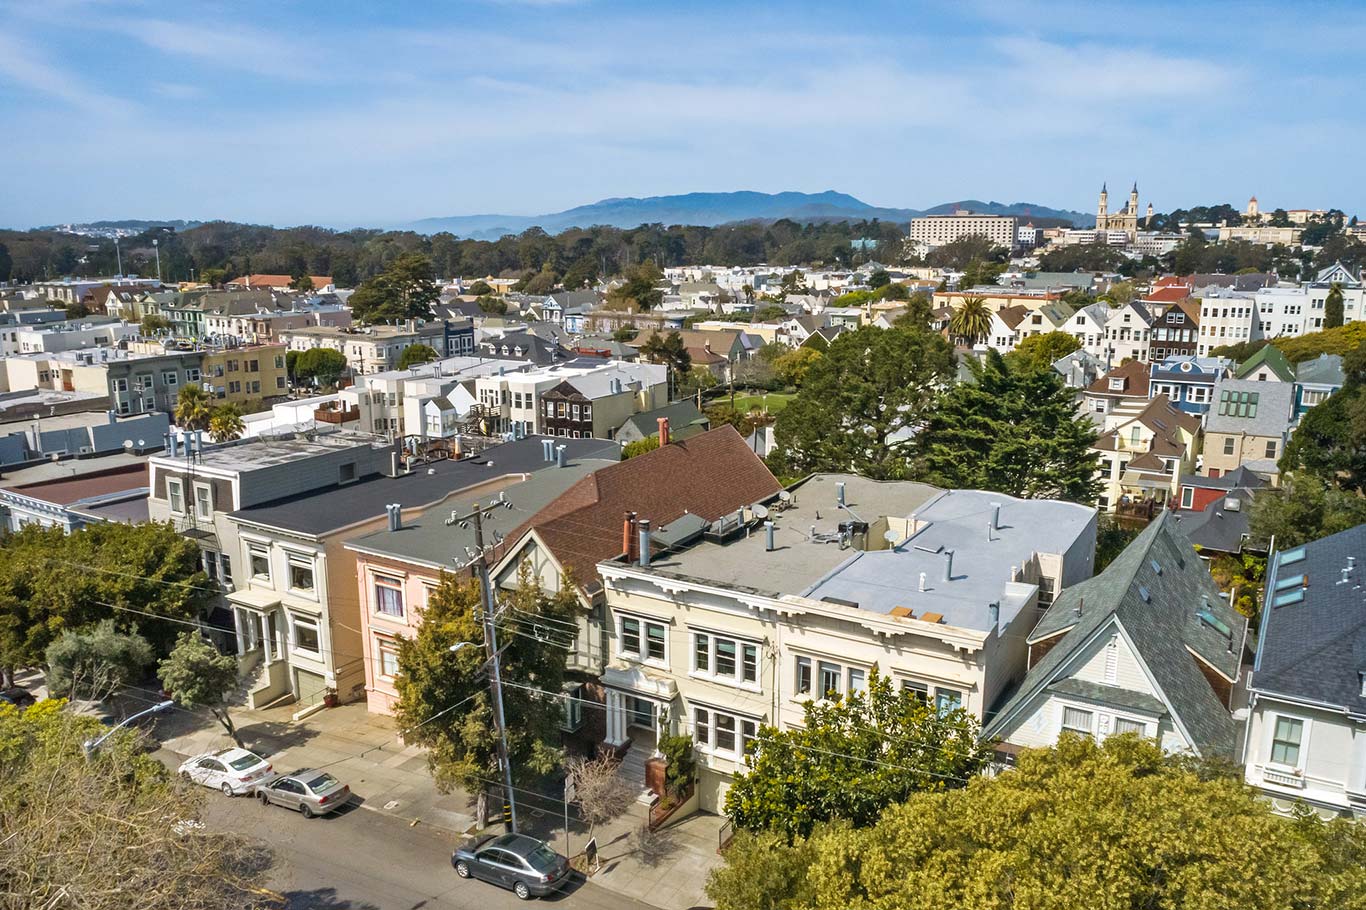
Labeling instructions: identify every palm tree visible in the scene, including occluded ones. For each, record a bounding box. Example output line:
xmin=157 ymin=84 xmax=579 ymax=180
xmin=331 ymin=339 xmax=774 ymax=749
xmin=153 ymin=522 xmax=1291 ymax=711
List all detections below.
xmin=949 ymin=296 xmax=992 ymax=347
xmin=174 ymin=385 xmax=212 ymax=431
xmin=207 ymin=405 xmax=245 ymax=443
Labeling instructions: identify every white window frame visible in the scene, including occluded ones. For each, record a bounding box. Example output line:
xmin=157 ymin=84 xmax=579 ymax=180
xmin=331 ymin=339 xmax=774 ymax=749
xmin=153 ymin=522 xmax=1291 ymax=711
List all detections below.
xmin=286 ymin=552 xmax=317 ymax=594
xmin=373 ymin=573 xmax=406 ymax=619
xmin=1268 ymin=713 xmax=1307 ymax=769
xmin=1180 ymin=486 xmax=1194 ymax=509
xmin=289 ymin=612 xmax=322 ymax=658
xmin=692 ymin=703 xmax=762 ymax=760
xmin=247 ymin=543 xmax=271 ymax=582
xmin=1061 ymin=704 xmax=1094 ymax=737
xmin=166 ymin=477 xmax=185 ymax=514
xmin=192 ymin=482 xmax=213 ymax=521
xmin=616 ymin=612 xmax=667 ymax=666
xmin=1113 ymin=716 xmax=1148 ymax=737
xmin=689 ymin=629 xmax=762 ymax=690
xmin=374 ymin=635 xmax=400 ymax=679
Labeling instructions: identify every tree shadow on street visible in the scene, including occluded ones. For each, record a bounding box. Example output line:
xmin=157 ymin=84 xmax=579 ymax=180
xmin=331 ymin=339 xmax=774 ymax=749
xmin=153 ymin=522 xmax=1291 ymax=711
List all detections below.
xmin=274 ymin=887 xmax=380 ymax=910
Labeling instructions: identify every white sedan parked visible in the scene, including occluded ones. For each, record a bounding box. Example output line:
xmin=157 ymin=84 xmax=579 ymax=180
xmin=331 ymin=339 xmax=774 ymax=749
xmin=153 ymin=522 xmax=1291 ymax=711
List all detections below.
xmin=178 ymin=748 xmax=274 ymax=796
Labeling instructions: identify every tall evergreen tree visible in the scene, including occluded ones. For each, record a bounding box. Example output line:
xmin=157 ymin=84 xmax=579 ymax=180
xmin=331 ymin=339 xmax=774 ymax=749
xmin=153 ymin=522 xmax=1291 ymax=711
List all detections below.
xmin=1324 ymin=281 xmax=1345 ymax=329
xmin=914 ymin=350 xmax=1101 ymax=503
xmin=347 ymin=252 xmax=439 ymax=323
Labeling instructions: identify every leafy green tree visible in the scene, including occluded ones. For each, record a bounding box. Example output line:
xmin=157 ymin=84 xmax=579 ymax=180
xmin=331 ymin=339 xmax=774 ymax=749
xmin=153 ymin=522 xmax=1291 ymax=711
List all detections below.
xmin=521 ymin=262 xmax=559 ymax=295
xmin=0 ymin=699 xmax=273 ymax=910
xmin=65 ymin=301 xmax=91 ymax=319
xmin=638 ymin=330 xmax=692 ymax=389
xmin=293 ymin=348 xmax=349 ymax=387
xmin=1250 ymin=472 xmax=1366 ymax=548
xmin=612 ymin=326 xmax=639 ymax=343
xmin=705 ymin=830 xmax=819 ymax=910
xmin=606 ymin=261 xmax=664 ymax=311
xmin=770 ymin=346 xmax=821 ymax=388
xmin=562 ymin=256 xmax=597 ymax=290
xmin=925 ymin=235 xmax=1005 ymax=270
xmin=44 ymin=619 xmax=152 ymax=701
xmin=724 ymin=670 xmax=991 ymax=841
xmin=140 ymin=314 xmax=172 ymax=335
xmin=867 ymin=269 xmax=890 ymax=288
xmin=394 ymin=569 xmax=581 ymax=827
xmin=1005 ymin=331 xmax=1081 ymax=372
xmin=290 ymin=274 xmax=314 ymax=292
xmin=467 ymin=280 xmax=493 ymax=296
xmin=914 ymin=350 xmax=1101 ymax=503
xmin=1095 ymin=515 xmax=1140 ymax=571
xmin=959 ymin=259 xmax=1005 ymax=289
xmin=158 ymin=631 xmax=244 ymax=747
xmin=1206 ymin=550 xmax=1267 ymax=619
xmin=622 ymin=437 xmax=661 ymax=459
xmin=876 ymin=282 xmax=910 ymax=301
xmin=199 ymin=267 xmax=227 ymax=286
xmin=0 ymin=522 xmax=210 ymax=686
xmin=476 ymin=295 xmax=507 ymax=315
xmin=397 ymin=343 xmax=440 ymax=370
xmin=1103 ymin=279 xmax=1135 ymax=305
xmin=773 ymin=324 xmax=954 ymax=479
xmin=175 ymin=384 xmax=212 ymax=431
xmin=710 ymin=734 xmax=1366 ymax=910
xmin=347 ymin=252 xmax=439 ymax=322
xmin=948 ymin=296 xmax=992 ymax=346
xmin=207 ymin=404 xmax=245 ymax=443
xmin=1324 ymin=281 xmax=1345 ymax=329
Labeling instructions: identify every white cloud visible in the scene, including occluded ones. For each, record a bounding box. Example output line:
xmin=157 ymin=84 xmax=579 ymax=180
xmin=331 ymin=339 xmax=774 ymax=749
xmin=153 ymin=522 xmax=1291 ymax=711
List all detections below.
xmin=0 ymin=32 xmax=136 ymax=115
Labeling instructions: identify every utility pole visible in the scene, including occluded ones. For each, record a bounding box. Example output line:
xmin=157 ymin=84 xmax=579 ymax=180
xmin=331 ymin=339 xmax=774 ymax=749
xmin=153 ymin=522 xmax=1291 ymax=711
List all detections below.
xmin=153 ymin=238 xmax=162 ymax=282
xmin=448 ymin=496 xmax=518 ymax=832
xmin=114 ymin=237 xmax=123 ymax=278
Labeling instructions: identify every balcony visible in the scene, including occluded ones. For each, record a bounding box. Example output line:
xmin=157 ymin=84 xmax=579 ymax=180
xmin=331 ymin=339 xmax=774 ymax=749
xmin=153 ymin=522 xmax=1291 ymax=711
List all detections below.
xmin=314 ymin=403 xmax=359 ymax=424
xmin=1260 ymin=766 xmax=1306 ymax=789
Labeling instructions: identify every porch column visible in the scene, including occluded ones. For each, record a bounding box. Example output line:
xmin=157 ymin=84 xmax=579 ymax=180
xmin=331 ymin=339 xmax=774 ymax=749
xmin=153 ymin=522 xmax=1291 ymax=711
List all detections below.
xmin=232 ymin=608 xmax=247 ymax=656
xmin=604 ymin=690 xmax=627 ymax=747
xmin=261 ymin=613 xmax=273 ymax=663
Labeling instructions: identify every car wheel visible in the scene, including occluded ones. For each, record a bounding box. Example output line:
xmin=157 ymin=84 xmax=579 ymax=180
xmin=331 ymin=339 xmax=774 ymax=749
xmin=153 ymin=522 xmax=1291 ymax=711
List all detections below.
xmin=258 ymin=792 xmax=271 ymax=807
xmin=455 ymin=861 xmax=470 ymax=879
xmin=179 ymin=771 xmax=192 ymax=783
xmin=514 ymin=881 xmax=531 ymax=901
xmin=301 ymin=804 xmax=315 ymax=819
xmin=221 ymin=782 xmax=235 ymax=797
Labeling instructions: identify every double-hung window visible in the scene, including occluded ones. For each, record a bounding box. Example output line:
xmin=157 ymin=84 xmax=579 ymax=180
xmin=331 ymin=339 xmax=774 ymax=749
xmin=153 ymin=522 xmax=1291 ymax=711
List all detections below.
xmin=817 ymin=661 xmax=841 ymax=698
xmin=248 ymin=544 xmax=270 ymax=581
xmin=795 ymin=656 xmax=812 ymax=695
xmin=1114 ymin=717 xmax=1146 ymax=737
xmin=847 ymin=667 xmax=867 ymax=694
xmin=1270 ymin=716 xmax=1304 ymax=766
xmin=694 ymin=634 xmax=710 ymax=672
xmin=375 ymin=637 xmax=400 ymax=678
xmin=900 ymin=679 xmax=929 ymax=703
xmin=693 ymin=705 xmax=758 ymax=758
xmin=167 ymin=478 xmax=184 ymax=514
xmin=288 ymin=554 xmax=315 ymax=592
xmin=715 ymin=639 xmax=737 ymax=677
xmin=1062 ymin=705 xmax=1093 ymax=737
xmin=290 ymin=614 xmax=321 ymax=656
xmin=714 ymin=714 xmax=736 ymax=753
xmin=194 ymin=484 xmax=212 ymax=521
xmin=741 ymin=643 xmax=758 ymax=684
xmin=618 ymin=614 xmax=666 ymax=663
xmin=374 ymin=574 xmax=405 ymax=618
xmin=935 ymin=687 xmax=963 ymax=714
xmin=692 ymin=632 xmax=761 ymax=686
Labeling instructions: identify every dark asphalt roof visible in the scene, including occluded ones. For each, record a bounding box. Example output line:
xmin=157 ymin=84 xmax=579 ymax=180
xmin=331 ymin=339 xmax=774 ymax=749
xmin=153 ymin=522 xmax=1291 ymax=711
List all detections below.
xmin=230 ymin=435 xmax=620 ymax=536
xmin=1253 ymin=524 xmax=1366 ymax=712
xmin=1046 ymin=677 xmax=1167 ymax=715
xmin=986 ymin=512 xmax=1245 ymax=757
xmin=1171 ymin=490 xmax=1256 ymax=554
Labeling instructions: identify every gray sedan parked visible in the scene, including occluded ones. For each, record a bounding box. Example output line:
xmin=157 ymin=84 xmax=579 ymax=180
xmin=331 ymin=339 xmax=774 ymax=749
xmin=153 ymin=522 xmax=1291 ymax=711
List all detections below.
xmin=254 ymin=769 xmax=350 ymax=818
xmin=452 ymin=832 xmax=571 ymax=900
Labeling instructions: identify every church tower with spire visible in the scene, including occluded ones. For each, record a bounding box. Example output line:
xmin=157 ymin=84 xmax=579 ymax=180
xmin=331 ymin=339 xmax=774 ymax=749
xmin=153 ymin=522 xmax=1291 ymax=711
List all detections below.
xmin=1129 ymin=182 xmax=1140 ymax=217
xmin=1095 ymin=180 xmax=1144 ymax=239
xmin=1097 ymin=183 xmax=1109 ymax=229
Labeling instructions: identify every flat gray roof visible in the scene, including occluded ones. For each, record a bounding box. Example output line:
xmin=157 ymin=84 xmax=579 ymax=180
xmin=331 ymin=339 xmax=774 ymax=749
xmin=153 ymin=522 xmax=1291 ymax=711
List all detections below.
xmin=166 ymin=431 xmax=380 ymax=472
xmin=651 ymin=474 xmax=942 ymax=597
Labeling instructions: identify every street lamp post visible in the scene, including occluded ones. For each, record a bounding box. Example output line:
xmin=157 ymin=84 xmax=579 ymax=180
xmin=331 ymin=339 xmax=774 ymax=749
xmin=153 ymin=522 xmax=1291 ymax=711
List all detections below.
xmin=82 ymin=699 xmax=174 ymax=758
xmin=113 ymin=237 xmax=123 ymax=278
xmin=153 ymin=239 xmax=162 ymax=282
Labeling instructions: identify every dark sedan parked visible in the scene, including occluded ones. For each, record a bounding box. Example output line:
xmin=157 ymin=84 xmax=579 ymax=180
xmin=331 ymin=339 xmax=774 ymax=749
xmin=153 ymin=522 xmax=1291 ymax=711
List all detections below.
xmin=451 ymin=833 xmax=571 ymax=900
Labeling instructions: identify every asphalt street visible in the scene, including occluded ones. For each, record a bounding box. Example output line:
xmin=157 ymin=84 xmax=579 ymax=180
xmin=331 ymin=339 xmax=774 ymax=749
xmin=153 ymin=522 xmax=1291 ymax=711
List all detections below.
xmin=200 ymin=792 xmax=663 ymax=910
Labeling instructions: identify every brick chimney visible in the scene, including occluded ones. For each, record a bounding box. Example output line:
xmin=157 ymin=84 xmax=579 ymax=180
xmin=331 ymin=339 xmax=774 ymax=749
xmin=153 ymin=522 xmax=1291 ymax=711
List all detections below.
xmin=623 ymin=511 xmax=637 ymax=561
xmin=657 ymin=417 xmax=670 ymax=447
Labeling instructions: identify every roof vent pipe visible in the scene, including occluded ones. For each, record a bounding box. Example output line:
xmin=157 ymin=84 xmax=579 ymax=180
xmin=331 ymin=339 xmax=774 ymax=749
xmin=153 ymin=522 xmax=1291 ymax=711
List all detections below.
xmin=836 ymin=481 xmax=846 ymax=507
xmin=988 ymin=601 xmax=1000 ymax=630
xmin=542 ymin=438 xmax=553 ymax=462
xmin=918 ymin=572 xmax=927 ymax=592
xmin=386 ymin=503 xmax=401 ymax=532
xmin=556 ymin=444 xmax=567 ymax=468
xmin=991 ymin=502 xmax=1001 ymax=530
xmin=623 ymin=511 xmax=637 ymax=561
xmin=167 ymin=432 xmax=177 ymax=457
xmin=390 ymin=451 xmax=400 ymax=477
xmin=764 ymin=520 xmax=775 ymax=552
xmin=942 ymin=549 xmax=954 ymax=583
xmin=638 ymin=519 xmax=651 ymax=568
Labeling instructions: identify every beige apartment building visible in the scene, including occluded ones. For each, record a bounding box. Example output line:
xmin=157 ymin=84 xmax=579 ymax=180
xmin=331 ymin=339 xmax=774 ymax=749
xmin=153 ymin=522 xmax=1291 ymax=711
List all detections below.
xmin=594 ymin=477 xmax=1097 ymax=812
xmin=909 ymin=213 xmax=1018 ymax=251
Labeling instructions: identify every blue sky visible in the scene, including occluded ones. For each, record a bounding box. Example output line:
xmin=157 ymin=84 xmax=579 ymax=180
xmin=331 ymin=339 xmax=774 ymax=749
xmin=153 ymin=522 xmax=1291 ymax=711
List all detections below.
xmin=2 ymin=0 xmax=1363 ymax=229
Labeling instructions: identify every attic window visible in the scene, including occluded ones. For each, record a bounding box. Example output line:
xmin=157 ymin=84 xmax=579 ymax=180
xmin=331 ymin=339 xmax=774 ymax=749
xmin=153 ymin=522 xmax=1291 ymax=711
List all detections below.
xmin=1272 ymin=589 xmax=1305 ymax=608
xmin=1137 ymin=586 xmax=1151 ymax=603
xmin=1149 ymin=559 xmax=1163 ymax=576
xmin=1197 ymin=609 xmax=1232 ymax=638
xmin=1279 ymin=546 xmax=1306 ymax=566
xmin=1274 ymin=574 xmax=1305 ymax=591
xmin=1108 ymin=378 xmax=1126 ymax=391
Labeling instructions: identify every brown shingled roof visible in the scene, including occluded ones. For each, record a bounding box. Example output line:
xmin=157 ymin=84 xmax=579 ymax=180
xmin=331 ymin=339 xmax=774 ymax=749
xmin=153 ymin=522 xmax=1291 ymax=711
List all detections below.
xmin=3 ymin=463 xmax=148 ymax=506
xmin=1085 ymin=360 xmax=1150 ymax=398
xmin=503 ymin=425 xmax=780 ymax=593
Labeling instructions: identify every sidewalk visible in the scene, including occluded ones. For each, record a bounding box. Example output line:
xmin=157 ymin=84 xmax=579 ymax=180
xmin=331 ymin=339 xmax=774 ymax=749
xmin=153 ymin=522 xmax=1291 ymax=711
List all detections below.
xmin=157 ymin=700 xmax=723 ymax=910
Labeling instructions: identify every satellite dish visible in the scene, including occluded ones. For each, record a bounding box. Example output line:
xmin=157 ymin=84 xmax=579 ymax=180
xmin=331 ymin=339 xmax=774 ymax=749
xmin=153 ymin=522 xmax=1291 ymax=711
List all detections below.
xmin=778 ymin=490 xmax=792 ymax=503
xmin=752 ymin=503 xmax=769 ymax=519
xmin=884 ymin=530 xmax=900 ymax=544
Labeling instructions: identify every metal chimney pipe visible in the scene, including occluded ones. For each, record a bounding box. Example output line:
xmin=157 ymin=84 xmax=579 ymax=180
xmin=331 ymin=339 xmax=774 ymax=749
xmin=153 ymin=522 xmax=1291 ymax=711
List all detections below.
xmin=167 ymin=432 xmax=177 ymax=457
xmin=942 ymin=549 xmax=954 ymax=583
xmin=918 ymin=572 xmax=927 ymax=592
xmin=386 ymin=503 xmax=401 ymax=532
xmin=623 ymin=511 xmax=637 ymax=561
xmin=556 ymin=444 xmax=567 ymax=468
xmin=638 ymin=519 xmax=651 ymax=568
xmin=991 ymin=502 xmax=1001 ymax=530
xmin=764 ymin=520 xmax=775 ymax=552
xmin=836 ymin=481 xmax=846 ymax=507
xmin=988 ymin=602 xmax=1000 ymax=630
xmin=390 ymin=451 xmax=400 ymax=477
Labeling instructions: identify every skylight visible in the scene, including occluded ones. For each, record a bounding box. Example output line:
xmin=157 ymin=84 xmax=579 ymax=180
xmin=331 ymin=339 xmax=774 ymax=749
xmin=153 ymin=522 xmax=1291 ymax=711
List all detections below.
xmin=1197 ymin=610 xmax=1232 ymax=638
xmin=1149 ymin=559 xmax=1163 ymax=575
xmin=1272 ymin=589 xmax=1305 ymax=608
xmin=1138 ymin=586 xmax=1151 ymax=603
xmin=1274 ymin=574 xmax=1305 ymax=591
xmin=1279 ymin=546 xmax=1306 ymax=566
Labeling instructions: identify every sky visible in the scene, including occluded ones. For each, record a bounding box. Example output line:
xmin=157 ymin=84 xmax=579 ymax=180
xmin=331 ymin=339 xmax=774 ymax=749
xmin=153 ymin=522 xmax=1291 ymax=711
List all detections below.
xmin=1 ymin=0 xmax=1363 ymax=230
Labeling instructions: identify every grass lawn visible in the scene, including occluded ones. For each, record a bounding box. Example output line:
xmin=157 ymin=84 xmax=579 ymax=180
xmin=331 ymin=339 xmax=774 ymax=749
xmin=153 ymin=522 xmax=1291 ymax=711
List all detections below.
xmin=724 ymin=392 xmax=795 ymax=415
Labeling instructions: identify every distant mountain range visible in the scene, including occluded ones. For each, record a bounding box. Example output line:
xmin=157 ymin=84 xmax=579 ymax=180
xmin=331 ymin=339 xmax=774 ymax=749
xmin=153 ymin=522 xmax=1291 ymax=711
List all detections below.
xmin=404 ymin=191 xmax=1091 ymax=238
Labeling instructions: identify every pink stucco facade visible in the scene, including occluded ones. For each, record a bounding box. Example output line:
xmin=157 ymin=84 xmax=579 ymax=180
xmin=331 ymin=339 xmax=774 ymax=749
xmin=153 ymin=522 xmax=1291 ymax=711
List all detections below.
xmin=354 ymin=553 xmax=445 ymax=715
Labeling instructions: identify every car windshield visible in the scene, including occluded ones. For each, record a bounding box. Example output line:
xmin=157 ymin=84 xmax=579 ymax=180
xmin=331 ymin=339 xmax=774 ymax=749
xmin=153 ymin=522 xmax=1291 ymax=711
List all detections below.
xmin=525 ymin=844 xmax=559 ymax=873
xmin=228 ymin=754 xmax=262 ymax=771
xmin=304 ymin=773 xmax=339 ymax=793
